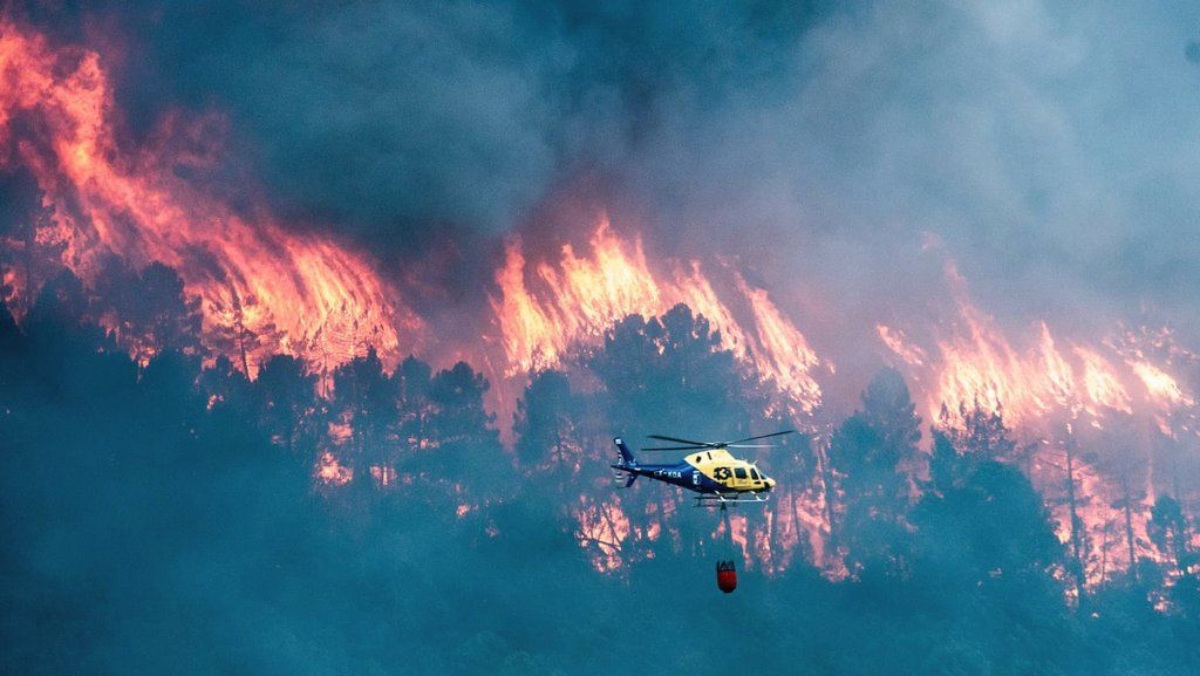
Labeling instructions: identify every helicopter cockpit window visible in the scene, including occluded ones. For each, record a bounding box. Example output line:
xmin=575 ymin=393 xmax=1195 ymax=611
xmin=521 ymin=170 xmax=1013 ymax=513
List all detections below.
xmin=734 ymin=467 xmax=747 ymax=480
xmin=750 ymin=468 xmax=761 ymax=480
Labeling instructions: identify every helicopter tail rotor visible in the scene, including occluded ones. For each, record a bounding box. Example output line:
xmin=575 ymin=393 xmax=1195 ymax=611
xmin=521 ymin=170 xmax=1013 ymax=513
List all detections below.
xmin=611 ymin=437 xmax=639 ymax=487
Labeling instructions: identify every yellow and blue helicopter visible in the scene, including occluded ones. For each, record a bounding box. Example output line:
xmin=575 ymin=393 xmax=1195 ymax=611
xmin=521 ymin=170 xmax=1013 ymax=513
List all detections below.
xmin=611 ymin=431 xmax=794 ymax=506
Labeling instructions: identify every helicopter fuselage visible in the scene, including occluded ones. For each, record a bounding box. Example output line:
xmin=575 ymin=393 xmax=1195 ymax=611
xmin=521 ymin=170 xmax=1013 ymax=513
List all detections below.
xmin=611 ymin=438 xmax=775 ymax=497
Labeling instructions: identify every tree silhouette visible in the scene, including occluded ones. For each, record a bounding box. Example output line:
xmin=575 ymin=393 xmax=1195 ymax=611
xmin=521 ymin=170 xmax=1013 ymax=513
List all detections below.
xmin=587 ymin=304 xmax=754 ymax=440
xmin=423 ymin=361 xmax=504 ymax=496
xmin=23 ymin=270 xmax=135 ymax=407
xmin=200 ymin=354 xmax=255 ymax=419
xmin=938 ymin=399 xmax=1017 ymax=461
xmin=1149 ymin=495 xmax=1194 ymax=578
xmin=928 ymin=428 xmax=962 ymax=495
xmin=859 ymin=367 xmax=922 ymax=456
xmin=93 ymin=262 xmax=203 ymax=364
xmin=330 ymin=347 xmax=396 ymax=486
xmin=394 ymin=355 xmax=434 ymax=450
xmin=1147 ymin=494 xmax=1200 ymax=628
xmin=256 ymin=354 xmax=321 ymax=457
xmin=25 ymin=269 xmax=92 ymax=334
xmin=1081 ymin=414 xmax=1150 ymax=585
xmin=207 ymin=286 xmax=271 ymax=376
xmin=912 ymin=459 xmax=1065 ymax=610
xmin=514 ymin=369 xmax=583 ymax=470
xmin=428 ymin=362 xmax=496 ymax=446
xmin=0 ymin=299 xmax=26 ymax=407
xmin=828 ymin=369 xmax=921 ymax=580
xmin=1044 ymin=425 xmax=1096 ymax=610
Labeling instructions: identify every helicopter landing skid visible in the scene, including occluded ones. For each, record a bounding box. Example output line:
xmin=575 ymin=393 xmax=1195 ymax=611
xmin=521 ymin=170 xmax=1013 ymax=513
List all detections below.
xmin=693 ymin=492 xmax=770 ymax=508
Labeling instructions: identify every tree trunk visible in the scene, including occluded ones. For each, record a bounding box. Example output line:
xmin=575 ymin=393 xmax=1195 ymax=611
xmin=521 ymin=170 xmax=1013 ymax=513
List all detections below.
xmin=1097 ymin=522 xmax=1110 ymax=587
xmin=1064 ymin=430 xmax=1087 ymax=609
xmin=1121 ymin=473 xmax=1138 ymax=583
xmin=816 ymin=437 xmax=839 ymax=555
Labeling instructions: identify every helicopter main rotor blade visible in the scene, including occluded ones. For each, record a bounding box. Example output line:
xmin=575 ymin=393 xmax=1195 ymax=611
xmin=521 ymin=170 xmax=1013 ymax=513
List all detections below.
xmin=725 ymin=430 xmax=797 ymax=446
xmin=647 ymin=434 xmax=712 ymax=447
xmin=725 ymin=444 xmax=778 ymax=449
xmin=641 ymin=445 xmax=706 ymax=451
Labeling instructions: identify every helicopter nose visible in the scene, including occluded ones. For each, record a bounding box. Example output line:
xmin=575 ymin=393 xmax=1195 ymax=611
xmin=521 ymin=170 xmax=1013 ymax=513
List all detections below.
xmin=763 ymin=477 xmax=776 ymax=491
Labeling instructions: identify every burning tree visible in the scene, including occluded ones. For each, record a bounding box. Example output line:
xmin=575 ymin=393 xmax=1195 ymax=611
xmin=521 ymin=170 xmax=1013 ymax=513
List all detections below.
xmin=329 ymin=348 xmax=397 ymax=487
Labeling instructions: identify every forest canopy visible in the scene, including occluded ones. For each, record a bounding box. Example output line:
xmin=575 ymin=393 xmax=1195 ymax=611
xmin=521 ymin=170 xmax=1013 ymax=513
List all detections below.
xmin=1 ymin=267 xmax=1198 ymax=675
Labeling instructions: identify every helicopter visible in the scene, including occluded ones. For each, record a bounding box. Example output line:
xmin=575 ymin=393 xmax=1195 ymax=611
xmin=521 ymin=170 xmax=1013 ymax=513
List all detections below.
xmin=610 ymin=430 xmax=795 ymax=506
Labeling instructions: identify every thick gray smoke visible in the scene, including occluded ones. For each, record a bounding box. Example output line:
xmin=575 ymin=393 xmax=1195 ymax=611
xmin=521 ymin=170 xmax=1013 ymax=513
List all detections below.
xmin=18 ymin=1 xmax=1200 ymax=333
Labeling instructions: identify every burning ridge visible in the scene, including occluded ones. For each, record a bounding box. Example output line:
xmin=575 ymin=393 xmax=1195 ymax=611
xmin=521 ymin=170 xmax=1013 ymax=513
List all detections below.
xmin=0 ymin=19 xmax=419 ymax=376
xmin=489 ymin=217 xmax=824 ymax=416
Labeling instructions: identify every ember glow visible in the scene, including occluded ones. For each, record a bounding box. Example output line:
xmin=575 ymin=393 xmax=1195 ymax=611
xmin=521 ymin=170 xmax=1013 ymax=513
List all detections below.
xmin=316 ymin=451 xmax=353 ymax=486
xmin=0 ymin=20 xmax=418 ymax=375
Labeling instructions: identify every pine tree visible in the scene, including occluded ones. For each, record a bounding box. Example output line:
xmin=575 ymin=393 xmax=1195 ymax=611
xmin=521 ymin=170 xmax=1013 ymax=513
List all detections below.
xmin=828 ymin=368 xmax=921 ymax=580
xmin=514 ymin=369 xmax=582 ymax=471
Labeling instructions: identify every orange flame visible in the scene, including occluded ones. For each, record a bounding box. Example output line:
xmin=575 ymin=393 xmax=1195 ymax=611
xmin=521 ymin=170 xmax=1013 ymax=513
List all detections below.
xmin=874 ymin=263 xmax=1195 ymax=581
xmin=876 ymin=325 xmax=927 ymax=367
xmin=316 ymin=451 xmax=353 ymax=486
xmin=1129 ymin=361 xmax=1192 ymax=409
xmin=879 ymin=262 xmax=1182 ymax=432
xmin=0 ymin=20 xmax=418 ymax=375
xmin=735 ymin=273 xmax=823 ymax=414
xmin=1075 ymin=346 xmax=1132 ymax=417
xmin=575 ymin=495 xmax=631 ymax=573
xmin=490 ymin=217 xmax=824 ymax=413
xmin=1039 ymin=444 xmax=1159 ymax=587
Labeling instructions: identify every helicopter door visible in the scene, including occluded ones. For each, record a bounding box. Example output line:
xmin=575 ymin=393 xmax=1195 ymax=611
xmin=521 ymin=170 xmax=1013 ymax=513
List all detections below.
xmin=732 ymin=467 xmax=751 ymax=489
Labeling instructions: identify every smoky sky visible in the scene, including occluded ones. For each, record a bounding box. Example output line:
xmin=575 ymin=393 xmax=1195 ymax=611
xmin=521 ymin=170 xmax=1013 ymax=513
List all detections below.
xmin=17 ymin=0 xmax=1200 ymax=334
xmin=19 ymin=1 xmax=820 ymax=243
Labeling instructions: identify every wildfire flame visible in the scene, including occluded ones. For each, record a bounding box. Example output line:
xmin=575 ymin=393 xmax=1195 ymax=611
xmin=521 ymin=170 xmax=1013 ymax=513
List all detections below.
xmin=0 ymin=20 xmax=418 ymax=375
xmin=490 ymin=217 xmax=824 ymax=414
xmin=1075 ymin=346 xmax=1132 ymax=417
xmin=576 ymin=494 xmax=632 ymax=573
xmin=879 ymin=263 xmax=1189 ymax=432
xmin=316 ymin=451 xmax=353 ymax=486
xmin=1129 ymin=361 xmax=1192 ymax=409
xmin=876 ymin=263 xmax=1194 ymax=583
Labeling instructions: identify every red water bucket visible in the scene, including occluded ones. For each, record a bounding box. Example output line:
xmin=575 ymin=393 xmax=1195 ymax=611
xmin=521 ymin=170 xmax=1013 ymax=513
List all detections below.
xmin=716 ymin=560 xmax=737 ymax=593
